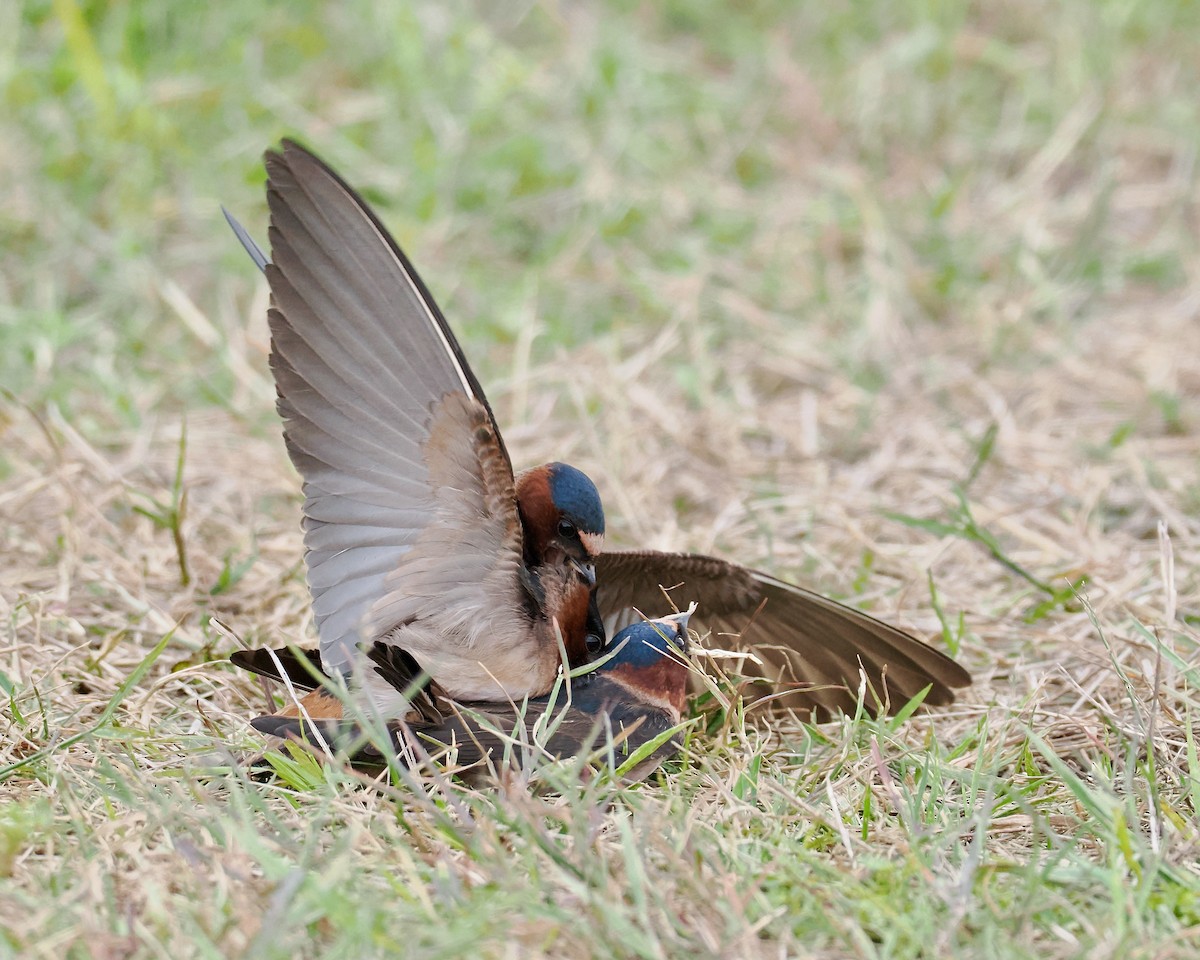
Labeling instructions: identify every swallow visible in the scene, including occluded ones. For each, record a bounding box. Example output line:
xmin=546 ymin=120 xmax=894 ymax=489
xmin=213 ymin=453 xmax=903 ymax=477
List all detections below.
xmin=225 ymin=140 xmax=970 ymax=725
xmin=231 ymin=610 xmax=694 ymax=781
xmin=230 ymin=141 xmax=607 ymax=716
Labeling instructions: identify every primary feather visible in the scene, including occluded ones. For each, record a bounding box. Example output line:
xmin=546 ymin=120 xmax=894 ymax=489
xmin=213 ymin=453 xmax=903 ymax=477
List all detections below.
xmin=260 ymin=140 xmax=574 ymax=701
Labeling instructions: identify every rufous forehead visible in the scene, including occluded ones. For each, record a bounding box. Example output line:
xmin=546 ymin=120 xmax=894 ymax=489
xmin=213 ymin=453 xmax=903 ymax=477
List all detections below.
xmin=515 ymin=465 xmax=553 ymax=503
xmin=579 ymin=531 xmax=604 ymax=556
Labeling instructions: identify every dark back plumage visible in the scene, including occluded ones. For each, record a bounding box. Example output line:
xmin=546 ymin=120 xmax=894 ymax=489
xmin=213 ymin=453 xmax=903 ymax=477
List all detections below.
xmin=235 ymin=612 xmax=692 ymax=782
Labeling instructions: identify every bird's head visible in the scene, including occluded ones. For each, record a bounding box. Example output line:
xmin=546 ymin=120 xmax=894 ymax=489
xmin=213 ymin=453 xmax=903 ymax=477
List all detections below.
xmin=596 ymin=607 xmax=694 ymax=718
xmin=516 ymin=462 xmax=605 ymax=567
xmin=516 ymin=462 xmax=607 ymax=655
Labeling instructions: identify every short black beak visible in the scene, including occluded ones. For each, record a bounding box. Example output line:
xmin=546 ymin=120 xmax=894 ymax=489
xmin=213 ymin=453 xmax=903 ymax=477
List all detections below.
xmin=570 ymin=558 xmax=597 ymax=587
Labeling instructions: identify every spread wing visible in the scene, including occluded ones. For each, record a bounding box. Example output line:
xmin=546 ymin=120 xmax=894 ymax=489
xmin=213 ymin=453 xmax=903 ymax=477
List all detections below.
xmin=595 ymin=551 xmax=971 ymax=718
xmin=358 ymin=391 xmax=561 ymax=702
xmin=261 ymin=139 xmax=520 ymax=673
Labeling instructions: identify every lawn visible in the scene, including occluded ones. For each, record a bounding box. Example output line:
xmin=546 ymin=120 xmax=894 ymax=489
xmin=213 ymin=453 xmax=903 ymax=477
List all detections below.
xmin=3 ymin=1 xmax=1200 ymax=957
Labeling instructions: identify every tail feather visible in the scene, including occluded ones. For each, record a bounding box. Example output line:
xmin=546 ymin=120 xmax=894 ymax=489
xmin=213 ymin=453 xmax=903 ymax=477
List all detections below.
xmin=229 ymin=647 xmax=327 ymax=689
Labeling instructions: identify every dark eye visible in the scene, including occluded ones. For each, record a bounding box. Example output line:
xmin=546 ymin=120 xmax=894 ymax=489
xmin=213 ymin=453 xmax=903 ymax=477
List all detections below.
xmin=557 ymin=519 xmax=577 ymax=538
xmin=585 ymin=632 xmax=605 ymax=654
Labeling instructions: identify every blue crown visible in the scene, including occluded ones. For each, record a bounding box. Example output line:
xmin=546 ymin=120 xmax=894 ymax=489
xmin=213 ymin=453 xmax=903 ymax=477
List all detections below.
xmin=547 ymin=463 xmax=605 ymax=535
xmin=605 ymin=615 xmax=690 ymax=668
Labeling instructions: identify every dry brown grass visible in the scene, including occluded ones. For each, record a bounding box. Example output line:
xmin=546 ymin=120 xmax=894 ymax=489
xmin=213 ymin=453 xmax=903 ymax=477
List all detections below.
xmin=5 ymin=267 xmax=1199 ymax=954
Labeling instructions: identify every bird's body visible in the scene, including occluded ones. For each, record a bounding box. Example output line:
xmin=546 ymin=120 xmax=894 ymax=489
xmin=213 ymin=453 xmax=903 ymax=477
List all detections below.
xmin=232 ymin=612 xmax=694 ymax=781
xmin=225 ymin=139 xmax=971 ymax=750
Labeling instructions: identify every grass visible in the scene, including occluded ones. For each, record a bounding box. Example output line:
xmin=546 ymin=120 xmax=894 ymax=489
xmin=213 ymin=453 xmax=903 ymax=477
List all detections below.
xmin=3 ymin=0 xmax=1200 ymax=956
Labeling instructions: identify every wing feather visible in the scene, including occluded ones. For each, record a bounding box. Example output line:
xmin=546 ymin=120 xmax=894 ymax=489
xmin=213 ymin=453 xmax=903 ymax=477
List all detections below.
xmin=260 ymin=140 xmax=518 ymax=672
xmin=596 ymin=550 xmax=970 ymax=718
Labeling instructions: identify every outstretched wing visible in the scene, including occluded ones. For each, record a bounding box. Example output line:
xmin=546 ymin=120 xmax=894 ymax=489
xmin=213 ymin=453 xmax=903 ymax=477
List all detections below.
xmin=595 ymin=551 xmax=971 ymax=718
xmin=261 ymin=139 xmax=520 ymax=673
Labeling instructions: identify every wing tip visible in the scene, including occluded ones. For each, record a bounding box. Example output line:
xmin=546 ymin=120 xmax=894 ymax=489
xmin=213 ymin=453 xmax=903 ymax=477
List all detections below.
xmin=249 ymin=715 xmax=298 ymax=738
xmin=259 ymin=136 xmax=507 ymax=460
xmin=228 ymin=647 xmax=327 ymax=689
xmin=222 ymin=205 xmax=270 ymax=272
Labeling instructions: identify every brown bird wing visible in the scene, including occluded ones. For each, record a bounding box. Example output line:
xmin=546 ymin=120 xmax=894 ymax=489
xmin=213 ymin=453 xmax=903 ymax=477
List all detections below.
xmin=262 ymin=141 xmax=532 ymax=679
xmin=595 ymin=551 xmax=971 ymax=718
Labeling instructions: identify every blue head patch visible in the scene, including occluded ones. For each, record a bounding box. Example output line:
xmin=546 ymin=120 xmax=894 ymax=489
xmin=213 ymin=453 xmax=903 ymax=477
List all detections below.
xmin=605 ymin=618 xmax=688 ymax=668
xmin=547 ymin=463 xmax=605 ymax=535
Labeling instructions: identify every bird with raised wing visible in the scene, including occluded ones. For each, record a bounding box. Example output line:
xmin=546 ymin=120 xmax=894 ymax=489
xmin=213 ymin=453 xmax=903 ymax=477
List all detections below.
xmin=236 ymin=141 xmax=606 ymax=716
xmin=232 ymin=610 xmax=694 ymax=781
xmin=224 ymin=140 xmax=969 ymax=728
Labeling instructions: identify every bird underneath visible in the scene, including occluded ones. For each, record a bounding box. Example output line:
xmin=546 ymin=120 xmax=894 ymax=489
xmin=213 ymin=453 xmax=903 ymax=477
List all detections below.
xmin=231 ymin=609 xmax=695 ymax=782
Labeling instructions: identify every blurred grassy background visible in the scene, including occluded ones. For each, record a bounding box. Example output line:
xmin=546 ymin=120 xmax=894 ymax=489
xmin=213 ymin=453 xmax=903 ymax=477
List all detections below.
xmin=4 ymin=1 xmax=1200 ymax=957
xmin=8 ymin=0 xmax=1198 ymax=430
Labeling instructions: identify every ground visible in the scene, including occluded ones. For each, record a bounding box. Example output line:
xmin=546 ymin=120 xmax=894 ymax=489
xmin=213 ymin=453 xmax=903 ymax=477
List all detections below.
xmin=3 ymin=2 xmax=1200 ymax=957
